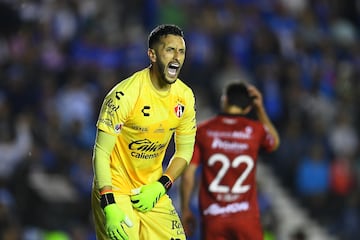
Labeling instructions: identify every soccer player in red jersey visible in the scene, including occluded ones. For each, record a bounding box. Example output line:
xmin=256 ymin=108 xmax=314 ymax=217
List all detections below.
xmin=180 ymin=82 xmax=280 ymax=240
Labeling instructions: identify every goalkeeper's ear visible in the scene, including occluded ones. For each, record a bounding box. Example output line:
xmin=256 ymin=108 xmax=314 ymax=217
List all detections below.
xmin=148 ymin=48 xmax=157 ymax=62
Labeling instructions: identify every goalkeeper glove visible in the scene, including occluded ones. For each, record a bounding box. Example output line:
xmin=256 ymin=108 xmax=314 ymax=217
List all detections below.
xmin=101 ymin=193 xmax=133 ymax=240
xmin=130 ymin=175 xmax=173 ymax=212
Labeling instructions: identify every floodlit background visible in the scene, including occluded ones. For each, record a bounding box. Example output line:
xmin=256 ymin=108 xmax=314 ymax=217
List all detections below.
xmin=0 ymin=0 xmax=359 ymax=239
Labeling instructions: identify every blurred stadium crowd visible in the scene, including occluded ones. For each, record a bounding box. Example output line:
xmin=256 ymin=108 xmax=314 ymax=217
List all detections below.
xmin=0 ymin=0 xmax=359 ymax=239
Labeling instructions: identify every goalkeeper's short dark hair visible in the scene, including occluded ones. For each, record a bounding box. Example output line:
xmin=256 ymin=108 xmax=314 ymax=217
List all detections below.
xmin=148 ymin=24 xmax=184 ymax=48
xmin=225 ymin=82 xmax=254 ymax=109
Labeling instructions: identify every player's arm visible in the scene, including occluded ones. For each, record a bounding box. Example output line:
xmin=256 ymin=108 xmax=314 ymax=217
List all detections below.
xmin=93 ymin=129 xmax=132 ymax=239
xmin=180 ymin=140 xmax=201 ymax=236
xmin=247 ymin=85 xmax=280 ymax=150
xmin=165 ymin=88 xmax=197 ymax=181
xmin=164 ymin=133 xmax=195 ymax=180
xmin=180 ymin=162 xmax=198 ymax=236
xmin=93 ymin=129 xmax=115 ymax=191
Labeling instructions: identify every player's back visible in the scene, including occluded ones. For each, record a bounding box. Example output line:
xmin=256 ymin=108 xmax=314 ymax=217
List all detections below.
xmin=194 ymin=114 xmax=270 ymax=218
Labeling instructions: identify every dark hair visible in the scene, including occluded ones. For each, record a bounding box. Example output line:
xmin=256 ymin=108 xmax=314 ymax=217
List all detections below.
xmin=148 ymin=24 xmax=184 ymax=48
xmin=225 ymin=82 xmax=254 ymax=109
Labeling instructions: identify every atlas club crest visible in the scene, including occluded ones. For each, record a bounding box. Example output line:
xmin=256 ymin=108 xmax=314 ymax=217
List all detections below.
xmin=174 ymin=103 xmax=185 ymax=118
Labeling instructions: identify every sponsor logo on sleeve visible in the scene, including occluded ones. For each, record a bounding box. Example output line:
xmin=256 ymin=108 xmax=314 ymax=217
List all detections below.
xmin=98 ymin=118 xmax=113 ymax=128
xmin=114 ymin=123 xmax=123 ymax=133
xmin=105 ymin=98 xmax=119 ymax=116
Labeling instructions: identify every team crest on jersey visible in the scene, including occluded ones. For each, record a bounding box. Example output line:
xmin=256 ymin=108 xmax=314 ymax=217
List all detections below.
xmin=174 ymin=103 xmax=185 ymax=118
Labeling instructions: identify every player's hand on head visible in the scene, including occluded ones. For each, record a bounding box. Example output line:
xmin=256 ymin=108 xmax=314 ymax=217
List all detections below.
xmin=103 ymin=203 xmax=133 ymax=240
xmin=130 ymin=182 xmax=166 ymax=212
xmin=247 ymin=85 xmax=263 ymax=109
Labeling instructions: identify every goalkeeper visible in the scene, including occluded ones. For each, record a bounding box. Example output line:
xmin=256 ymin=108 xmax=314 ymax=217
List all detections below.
xmin=91 ymin=24 xmax=196 ymax=240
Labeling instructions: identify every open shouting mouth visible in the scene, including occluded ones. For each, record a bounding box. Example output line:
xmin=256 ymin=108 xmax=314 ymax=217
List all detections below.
xmin=167 ymin=62 xmax=180 ymax=78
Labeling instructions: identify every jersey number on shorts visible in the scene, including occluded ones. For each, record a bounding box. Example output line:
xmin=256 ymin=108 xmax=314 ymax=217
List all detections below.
xmin=208 ymin=153 xmax=254 ymax=194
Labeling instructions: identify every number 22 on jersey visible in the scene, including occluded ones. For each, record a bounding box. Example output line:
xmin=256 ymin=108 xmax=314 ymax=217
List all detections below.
xmin=208 ymin=154 xmax=254 ymax=195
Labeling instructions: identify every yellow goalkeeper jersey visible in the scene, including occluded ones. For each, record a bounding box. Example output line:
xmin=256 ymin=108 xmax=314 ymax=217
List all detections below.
xmin=96 ymin=67 xmax=196 ymax=194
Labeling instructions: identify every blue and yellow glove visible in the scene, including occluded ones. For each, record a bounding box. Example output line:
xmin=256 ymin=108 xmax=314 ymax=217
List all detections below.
xmin=130 ymin=175 xmax=173 ymax=212
xmin=101 ymin=193 xmax=133 ymax=240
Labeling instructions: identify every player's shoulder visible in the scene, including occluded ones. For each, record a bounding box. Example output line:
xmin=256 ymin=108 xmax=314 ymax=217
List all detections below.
xmin=115 ymin=69 xmax=146 ymax=89
xmin=197 ymin=115 xmax=263 ymax=130
xmin=236 ymin=116 xmax=266 ymax=131
xmin=173 ymin=78 xmax=195 ymax=95
xmin=246 ymin=117 xmax=265 ymax=129
xmin=107 ymin=68 xmax=147 ymax=97
xmin=197 ymin=116 xmax=219 ymax=129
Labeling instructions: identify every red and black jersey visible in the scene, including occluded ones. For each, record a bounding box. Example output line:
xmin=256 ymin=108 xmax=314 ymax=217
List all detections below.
xmin=191 ymin=114 xmax=276 ymax=218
